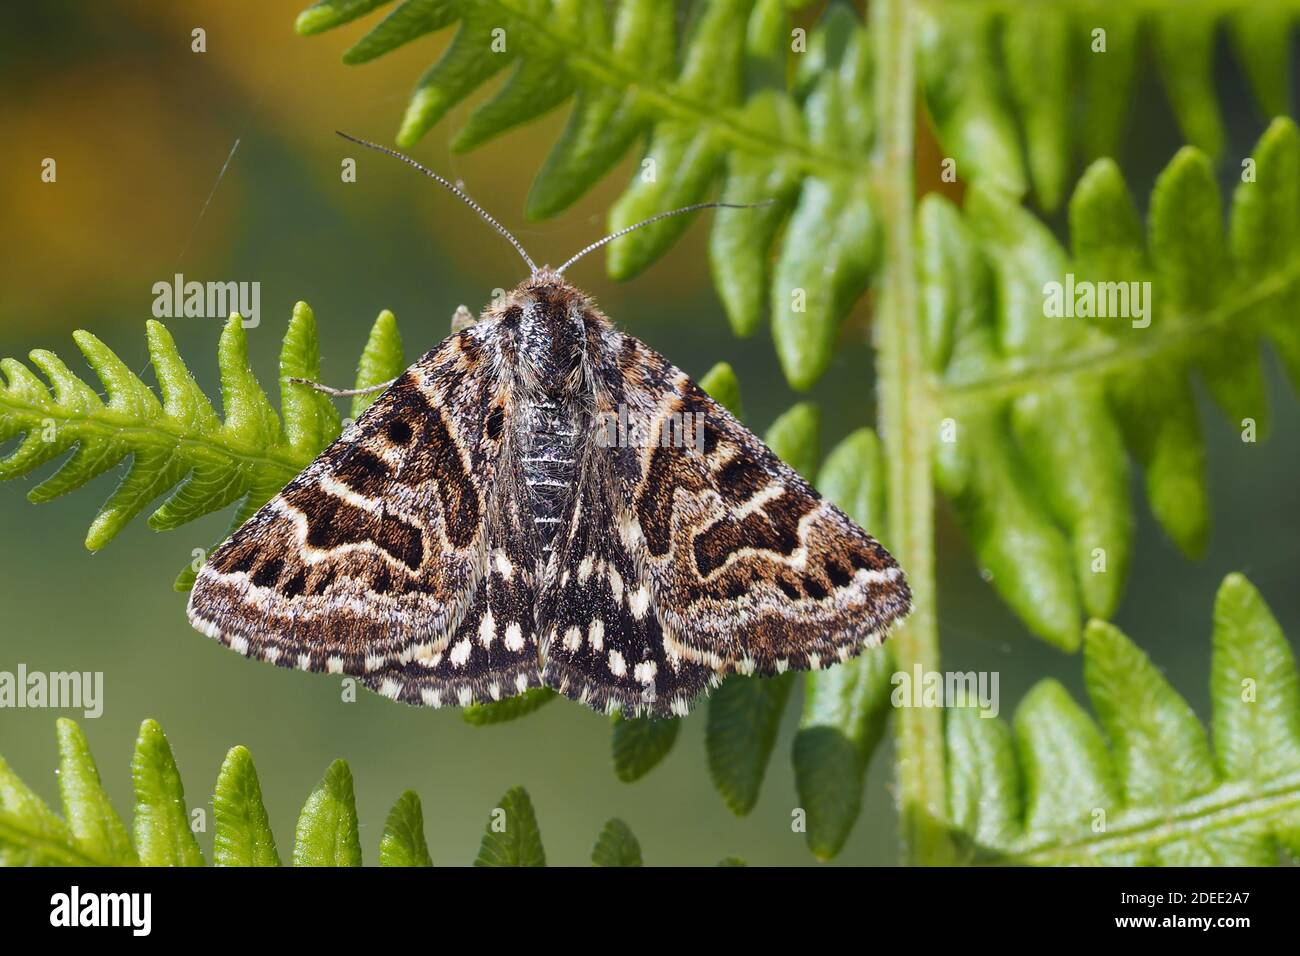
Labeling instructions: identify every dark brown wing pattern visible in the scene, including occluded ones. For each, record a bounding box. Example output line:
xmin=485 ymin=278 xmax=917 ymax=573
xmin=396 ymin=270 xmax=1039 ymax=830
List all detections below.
xmin=187 ymin=329 xmax=540 ymax=701
xmin=603 ymin=331 xmax=911 ymax=681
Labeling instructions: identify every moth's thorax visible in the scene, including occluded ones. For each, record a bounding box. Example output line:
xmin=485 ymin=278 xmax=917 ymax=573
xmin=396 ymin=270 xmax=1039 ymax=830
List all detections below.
xmin=502 ymin=272 xmax=593 ymax=396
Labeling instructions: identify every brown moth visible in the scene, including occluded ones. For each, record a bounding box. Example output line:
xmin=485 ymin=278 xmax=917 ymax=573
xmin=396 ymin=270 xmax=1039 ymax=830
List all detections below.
xmin=187 ymin=134 xmax=911 ymax=717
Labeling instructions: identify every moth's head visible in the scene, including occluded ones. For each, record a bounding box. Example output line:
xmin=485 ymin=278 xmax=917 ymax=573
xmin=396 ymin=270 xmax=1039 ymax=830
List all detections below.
xmin=497 ymin=269 xmax=596 ymax=324
xmin=491 ymin=271 xmax=601 ymax=387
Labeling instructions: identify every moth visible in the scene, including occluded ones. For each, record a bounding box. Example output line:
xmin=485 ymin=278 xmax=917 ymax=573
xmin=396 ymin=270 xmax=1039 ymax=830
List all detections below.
xmin=187 ymin=133 xmax=912 ymax=718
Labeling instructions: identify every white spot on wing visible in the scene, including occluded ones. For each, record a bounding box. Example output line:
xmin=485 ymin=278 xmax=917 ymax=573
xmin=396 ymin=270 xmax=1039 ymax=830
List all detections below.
xmin=494 ymin=549 xmax=513 ymax=579
xmin=629 ymin=585 xmax=650 ymax=620
xmin=588 ymin=619 xmax=604 ymax=651
xmin=450 ymin=638 xmax=472 ymax=668
xmin=504 ymin=622 xmax=525 ymax=651
xmin=608 ymin=649 xmax=627 ymax=677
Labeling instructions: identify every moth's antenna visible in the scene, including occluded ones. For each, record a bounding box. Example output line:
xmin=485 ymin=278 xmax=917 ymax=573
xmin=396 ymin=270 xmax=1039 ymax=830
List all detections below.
xmin=336 ymin=131 xmax=538 ymax=274
xmin=554 ymin=200 xmax=776 ymax=275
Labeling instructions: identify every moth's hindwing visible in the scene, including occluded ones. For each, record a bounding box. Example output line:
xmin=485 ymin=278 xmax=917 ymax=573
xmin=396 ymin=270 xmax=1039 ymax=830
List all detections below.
xmin=187 ymin=330 xmax=539 ymax=702
xmin=609 ymin=332 xmax=912 ymax=683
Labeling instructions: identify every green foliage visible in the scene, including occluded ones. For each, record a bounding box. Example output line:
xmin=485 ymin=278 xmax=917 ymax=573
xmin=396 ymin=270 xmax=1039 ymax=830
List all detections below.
xmin=611 ymin=714 xmax=680 ymax=783
xmin=293 ymin=760 xmax=363 ymax=866
xmin=463 ymin=686 xmax=558 ymax=725
xmin=948 ymin=574 xmax=1300 ymax=865
xmin=55 ymin=719 xmax=137 ymax=865
xmin=475 ymin=786 xmax=545 ymax=866
xmin=697 ymin=361 xmax=743 ymax=418
xmin=707 ymin=673 xmax=795 ymax=815
xmin=590 ymin=817 xmax=642 ymax=866
xmin=0 ymin=719 xmax=664 ymax=867
xmin=925 ymin=119 xmax=1300 ymax=650
xmin=380 ymin=791 xmax=434 ymax=866
xmin=917 ymin=2 xmax=1296 ymax=211
xmin=350 ymin=308 xmax=406 ymax=417
xmin=0 ymin=304 xmax=399 ymax=589
xmin=132 ymin=719 xmax=205 ymax=866
xmin=212 ymin=746 xmax=281 ymax=866
xmin=297 ymin=0 xmax=877 ymax=388
xmin=294 ymin=0 xmax=1300 ymax=384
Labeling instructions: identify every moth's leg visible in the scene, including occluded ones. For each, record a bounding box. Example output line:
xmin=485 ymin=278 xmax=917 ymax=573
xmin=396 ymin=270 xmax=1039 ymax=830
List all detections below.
xmin=450 ymin=305 xmax=476 ymax=333
xmin=287 ymin=377 xmax=397 ymax=398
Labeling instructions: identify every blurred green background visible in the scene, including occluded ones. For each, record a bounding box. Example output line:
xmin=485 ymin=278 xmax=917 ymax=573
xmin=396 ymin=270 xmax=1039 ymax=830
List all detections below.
xmin=1 ymin=1 xmax=1297 ymax=865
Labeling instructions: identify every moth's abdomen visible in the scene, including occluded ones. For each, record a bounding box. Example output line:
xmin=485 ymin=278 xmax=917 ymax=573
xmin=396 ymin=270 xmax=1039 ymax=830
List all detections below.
xmin=518 ymin=399 xmax=581 ymax=556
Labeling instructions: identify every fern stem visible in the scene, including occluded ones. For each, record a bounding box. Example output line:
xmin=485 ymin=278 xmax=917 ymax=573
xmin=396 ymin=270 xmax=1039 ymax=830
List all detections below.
xmin=1005 ymin=770 xmax=1300 ymax=866
xmin=872 ymin=0 xmax=952 ymax=866
xmin=938 ymin=258 xmax=1300 ymax=402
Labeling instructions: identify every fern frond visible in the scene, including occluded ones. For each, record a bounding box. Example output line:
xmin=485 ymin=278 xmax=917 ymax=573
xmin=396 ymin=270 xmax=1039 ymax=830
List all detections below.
xmin=923 ymin=119 xmax=1300 ymax=650
xmin=299 ymin=0 xmax=877 ymax=389
xmin=917 ymin=0 xmax=1300 ymax=211
xmin=0 ymin=718 xmax=659 ymax=867
xmin=949 ymin=573 xmax=1300 ymax=865
xmin=0 ymin=305 xmax=400 ymax=589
